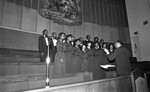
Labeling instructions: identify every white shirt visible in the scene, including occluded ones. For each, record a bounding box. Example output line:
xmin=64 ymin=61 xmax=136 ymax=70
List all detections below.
xmin=52 ymin=37 xmax=57 ymax=46
xmin=44 ymin=35 xmax=49 ymax=46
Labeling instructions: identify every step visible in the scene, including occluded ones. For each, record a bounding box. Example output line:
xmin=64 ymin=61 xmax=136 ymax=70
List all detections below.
xmin=0 ymin=72 xmax=93 ymax=92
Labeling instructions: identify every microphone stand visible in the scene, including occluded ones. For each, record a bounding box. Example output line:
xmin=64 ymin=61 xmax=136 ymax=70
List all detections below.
xmin=45 ymin=41 xmax=50 ymax=88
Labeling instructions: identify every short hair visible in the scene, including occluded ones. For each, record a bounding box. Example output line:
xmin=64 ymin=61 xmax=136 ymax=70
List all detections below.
xmin=43 ymin=29 xmax=47 ymax=34
xmin=94 ymin=37 xmax=99 ymax=41
xmin=108 ymin=43 xmax=115 ymax=49
xmin=86 ymin=35 xmax=90 ymax=39
xmin=58 ymin=32 xmax=65 ymax=39
xmin=52 ymin=32 xmax=56 ymax=35
xmin=65 ymin=34 xmax=72 ymax=40
xmin=102 ymin=42 xmax=107 ymax=48
xmin=117 ymin=40 xmax=124 ymax=46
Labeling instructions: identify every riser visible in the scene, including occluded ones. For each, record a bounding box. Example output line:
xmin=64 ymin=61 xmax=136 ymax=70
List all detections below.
xmin=0 ymin=63 xmax=52 ymax=76
xmin=0 ymin=72 xmax=93 ymax=92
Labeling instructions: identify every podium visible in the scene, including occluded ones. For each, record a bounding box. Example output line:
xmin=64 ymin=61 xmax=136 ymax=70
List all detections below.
xmin=100 ymin=64 xmax=117 ymax=78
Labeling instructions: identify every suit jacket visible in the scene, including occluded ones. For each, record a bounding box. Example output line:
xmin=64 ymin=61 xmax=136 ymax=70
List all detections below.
xmin=107 ymin=46 xmax=131 ymax=76
xmin=38 ymin=35 xmax=51 ymax=62
xmin=49 ymin=37 xmax=58 ymax=63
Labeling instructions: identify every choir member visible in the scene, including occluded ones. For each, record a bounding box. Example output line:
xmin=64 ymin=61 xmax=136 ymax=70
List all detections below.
xmin=54 ymin=32 xmax=66 ymax=74
xmin=80 ymin=44 xmax=88 ymax=72
xmin=99 ymin=39 xmax=104 ymax=49
xmin=93 ymin=42 xmax=107 ymax=79
xmin=72 ymin=39 xmax=82 ymax=72
xmin=38 ymin=29 xmax=52 ymax=62
xmin=65 ymin=34 xmax=73 ymax=73
xmin=50 ymin=32 xmax=58 ymax=63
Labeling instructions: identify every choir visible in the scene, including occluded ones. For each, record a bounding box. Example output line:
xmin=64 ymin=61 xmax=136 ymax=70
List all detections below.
xmin=39 ymin=30 xmax=117 ymax=79
xmin=51 ymin=32 xmax=114 ymax=78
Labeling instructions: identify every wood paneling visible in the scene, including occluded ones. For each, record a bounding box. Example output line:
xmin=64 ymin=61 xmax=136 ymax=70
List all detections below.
xmin=118 ymin=27 xmax=126 ymax=42
xmin=36 ymin=13 xmax=50 ymax=34
xmin=93 ymin=24 xmax=100 ymax=39
xmin=83 ymin=22 xmax=93 ymax=39
xmin=2 ymin=1 xmax=22 ymax=29
xmin=21 ymin=7 xmax=37 ymax=32
xmin=15 ymin=0 xmax=23 ymax=5
xmin=86 ymin=0 xmax=91 ymax=22
xmin=101 ymin=25 xmax=110 ymax=41
xmin=32 ymin=0 xmax=38 ymax=9
xmin=73 ymin=25 xmax=83 ymax=38
xmin=125 ymin=27 xmax=131 ymax=43
xmin=82 ymin=0 xmax=87 ymax=22
xmin=103 ymin=0 xmax=109 ymax=25
xmin=62 ymin=25 xmax=73 ymax=35
xmin=50 ymin=21 xmax=63 ymax=35
xmin=98 ymin=25 xmax=103 ymax=39
xmin=0 ymin=0 xmax=4 ymax=25
xmin=24 ymin=0 xmax=32 ymax=8
xmin=0 ymin=27 xmax=39 ymax=50
xmin=110 ymin=27 xmax=119 ymax=42
xmin=91 ymin=0 xmax=96 ymax=23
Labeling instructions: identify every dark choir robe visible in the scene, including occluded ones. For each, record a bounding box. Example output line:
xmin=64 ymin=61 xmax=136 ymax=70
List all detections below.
xmin=80 ymin=50 xmax=88 ymax=72
xmin=108 ymin=49 xmax=116 ymax=64
xmin=72 ymin=46 xmax=81 ymax=73
xmin=99 ymin=49 xmax=109 ymax=79
xmin=105 ymin=49 xmax=117 ymax=78
xmin=38 ymin=35 xmax=52 ymax=62
xmin=53 ymin=41 xmax=66 ymax=74
xmin=107 ymin=46 xmax=131 ymax=76
xmin=92 ymin=48 xmax=108 ymax=79
xmin=64 ymin=42 xmax=73 ymax=73
xmin=86 ymin=49 xmax=94 ymax=72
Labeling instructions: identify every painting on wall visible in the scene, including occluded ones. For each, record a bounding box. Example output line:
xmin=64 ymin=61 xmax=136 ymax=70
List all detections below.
xmin=39 ymin=0 xmax=82 ymax=26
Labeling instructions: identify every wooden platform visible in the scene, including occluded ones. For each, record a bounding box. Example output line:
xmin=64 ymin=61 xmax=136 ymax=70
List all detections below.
xmin=24 ymin=76 xmax=132 ymax=92
xmin=0 ymin=72 xmax=93 ymax=92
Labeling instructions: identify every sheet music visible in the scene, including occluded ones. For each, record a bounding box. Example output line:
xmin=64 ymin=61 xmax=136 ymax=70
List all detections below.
xmin=100 ymin=64 xmax=115 ymax=69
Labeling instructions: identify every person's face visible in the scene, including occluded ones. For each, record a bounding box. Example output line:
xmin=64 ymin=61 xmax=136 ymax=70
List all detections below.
xmin=115 ymin=42 xmax=119 ymax=48
xmin=71 ymin=36 xmax=75 ymax=41
xmin=67 ymin=36 xmax=72 ymax=41
xmin=79 ymin=37 xmax=83 ymax=42
xmin=86 ymin=36 xmax=90 ymax=40
xmin=43 ymin=30 xmax=48 ymax=36
xmin=95 ymin=43 xmax=99 ymax=48
xmin=103 ymin=44 xmax=106 ymax=48
xmin=110 ymin=45 xmax=114 ymax=49
xmin=75 ymin=40 xmax=80 ymax=46
xmin=52 ymin=32 xmax=57 ymax=37
xmin=61 ymin=34 xmax=65 ymax=40
xmin=100 ymin=39 xmax=104 ymax=44
xmin=94 ymin=38 xmax=99 ymax=42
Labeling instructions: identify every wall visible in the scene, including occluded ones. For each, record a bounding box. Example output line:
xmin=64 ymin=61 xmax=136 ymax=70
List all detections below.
xmin=0 ymin=0 xmax=131 ymax=50
xmin=125 ymin=0 xmax=150 ymax=61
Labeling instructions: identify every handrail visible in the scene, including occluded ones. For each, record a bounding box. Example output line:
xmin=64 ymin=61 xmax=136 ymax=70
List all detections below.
xmin=24 ymin=76 xmax=130 ymax=92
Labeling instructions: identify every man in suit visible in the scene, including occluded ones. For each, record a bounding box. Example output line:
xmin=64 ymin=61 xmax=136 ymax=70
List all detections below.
xmin=50 ymin=32 xmax=58 ymax=63
xmin=104 ymin=40 xmax=131 ymax=76
xmin=38 ymin=29 xmax=52 ymax=62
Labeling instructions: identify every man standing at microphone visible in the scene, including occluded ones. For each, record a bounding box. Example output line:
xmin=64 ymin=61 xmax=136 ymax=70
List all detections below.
xmin=38 ymin=29 xmax=52 ymax=62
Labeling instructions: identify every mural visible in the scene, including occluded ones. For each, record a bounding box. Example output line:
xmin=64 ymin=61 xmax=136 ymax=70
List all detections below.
xmin=39 ymin=0 xmax=82 ymax=26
